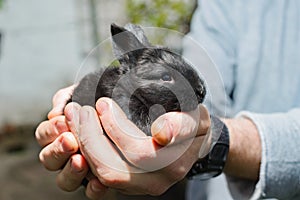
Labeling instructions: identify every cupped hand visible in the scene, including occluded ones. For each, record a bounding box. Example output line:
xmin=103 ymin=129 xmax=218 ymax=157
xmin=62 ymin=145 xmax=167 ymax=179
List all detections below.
xmin=35 ymin=85 xmax=211 ymax=200
xmin=35 ymin=85 xmax=105 ymax=197
xmin=67 ymin=97 xmax=211 ymax=199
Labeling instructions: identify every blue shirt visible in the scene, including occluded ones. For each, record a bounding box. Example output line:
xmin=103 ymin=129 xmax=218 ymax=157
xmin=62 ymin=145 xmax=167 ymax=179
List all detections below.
xmin=183 ymin=0 xmax=300 ymax=199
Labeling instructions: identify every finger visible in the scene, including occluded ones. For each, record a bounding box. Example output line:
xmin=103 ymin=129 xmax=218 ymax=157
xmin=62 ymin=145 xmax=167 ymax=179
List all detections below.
xmin=96 ymin=98 xmax=154 ymax=151
xmin=48 ymin=85 xmax=76 ymax=119
xmin=35 ymin=116 xmax=69 ymax=147
xmin=151 ymin=104 xmax=210 ymax=146
xmin=66 ymin=102 xmax=135 ymax=171
xmin=76 ymin=105 xmax=141 ymax=173
xmin=78 ymin=106 xmax=178 ymax=195
xmin=151 ymin=111 xmax=198 ymax=145
xmin=95 ymin=98 xmax=161 ymax=162
xmin=64 ymin=102 xmax=81 ymax=135
xmin=39 ymin=132 xmax=78 ymax=171
xmin=56 ymin=154 xmax=89 ymax=192
xmin=151 ymin=104 xmax=211 ymax=160
xmin=96 ymin=97 xmax=148 ymax=137
xmin=85 ymin=178 xmax=108 ymax=200
xmin=161 ymin=135 xmax=206 ymax=183
xmin=95 ymin=98 xmax=189 ymax=171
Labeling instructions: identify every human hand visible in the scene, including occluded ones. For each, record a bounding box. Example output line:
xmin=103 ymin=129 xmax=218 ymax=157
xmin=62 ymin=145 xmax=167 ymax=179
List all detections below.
xmin=65 ymin=97 xmax=211 ymax=199
xmin=36 ymin=85 xmax=78 ymax=172
xmin=35 ymin=85 xmax=106 ymax=197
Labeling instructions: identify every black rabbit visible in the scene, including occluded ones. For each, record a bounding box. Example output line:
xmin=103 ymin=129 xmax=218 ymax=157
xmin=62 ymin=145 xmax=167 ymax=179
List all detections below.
xmin=70 ymin=23 xmax=206 ymax=136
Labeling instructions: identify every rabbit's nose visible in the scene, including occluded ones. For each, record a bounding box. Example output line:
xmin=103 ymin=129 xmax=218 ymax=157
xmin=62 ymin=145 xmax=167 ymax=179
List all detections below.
xmin=149 ymin=104 xmax=166 ymax=122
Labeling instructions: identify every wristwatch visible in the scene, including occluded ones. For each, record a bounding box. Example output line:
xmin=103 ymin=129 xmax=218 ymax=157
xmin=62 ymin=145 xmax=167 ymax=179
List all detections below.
xmin=186 ymin=116 xmax=230 ymax=180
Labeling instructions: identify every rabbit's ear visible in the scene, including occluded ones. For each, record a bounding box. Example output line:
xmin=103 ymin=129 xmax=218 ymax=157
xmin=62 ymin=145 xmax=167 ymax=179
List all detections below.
xmin=124 ymin=23 xmax=151 ymax=47
xmin=111 ymin=23 xmax=146 ymax=68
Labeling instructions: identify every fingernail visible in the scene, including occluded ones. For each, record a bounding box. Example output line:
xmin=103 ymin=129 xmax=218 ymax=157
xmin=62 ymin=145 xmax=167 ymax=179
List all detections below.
xmin=61 ymin=134 xmax=76 ymax=153
xmin=65 ymin=103 xmax=80 ymax=122
xmin=97 ymin=100 xmax=108 ymax=116
xmin=70 ymin=156 xmax=84 ymax=173
xmin=79 ymin=107 xmax=90 ymax=125
xmin=151 ymin=118 xmax=172 ymax=146
xmin=152 ymin=118 xmax=166 ymax=134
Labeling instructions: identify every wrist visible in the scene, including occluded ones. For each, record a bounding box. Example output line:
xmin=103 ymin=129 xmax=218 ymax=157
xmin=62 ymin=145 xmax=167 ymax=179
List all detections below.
xmin=222 ymin=117 xmax=261 ymax=180
xmin=186 ymin=116 xmax=230 ymax=180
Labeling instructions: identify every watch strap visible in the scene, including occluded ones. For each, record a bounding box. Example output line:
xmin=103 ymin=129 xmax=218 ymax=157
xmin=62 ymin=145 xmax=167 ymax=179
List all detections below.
xmin=186 ymin=116 xmax=229 ymax=180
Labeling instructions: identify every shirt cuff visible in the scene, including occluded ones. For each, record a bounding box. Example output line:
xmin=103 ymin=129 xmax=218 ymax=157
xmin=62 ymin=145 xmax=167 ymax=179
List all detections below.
xmin=227 ymin=110 xmax=300 ymax=199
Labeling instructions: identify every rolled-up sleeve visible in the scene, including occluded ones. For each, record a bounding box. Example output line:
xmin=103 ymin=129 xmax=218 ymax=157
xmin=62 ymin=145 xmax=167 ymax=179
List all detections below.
xmin=231 ymin=109 xmax=300 ymax=199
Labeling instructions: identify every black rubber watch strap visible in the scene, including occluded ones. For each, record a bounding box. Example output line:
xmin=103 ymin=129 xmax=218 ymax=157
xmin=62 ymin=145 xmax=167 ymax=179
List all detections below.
xmin=186 ymin=116 xmax=229 ymax=180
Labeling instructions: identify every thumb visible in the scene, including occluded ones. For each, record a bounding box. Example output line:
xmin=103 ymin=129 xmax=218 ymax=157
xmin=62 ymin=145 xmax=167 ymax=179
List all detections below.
xmin=151 ymin=105 xmax=211 ymax=146
xmin=151 ymin=115 xmax=172 ymax=146
xmin=151 ymin=111 xmax=199 ymax=146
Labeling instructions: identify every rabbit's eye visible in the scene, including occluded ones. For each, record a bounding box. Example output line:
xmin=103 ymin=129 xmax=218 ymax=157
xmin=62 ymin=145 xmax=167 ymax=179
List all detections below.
xmin=161 ymin=73 xmax=172 ymax=82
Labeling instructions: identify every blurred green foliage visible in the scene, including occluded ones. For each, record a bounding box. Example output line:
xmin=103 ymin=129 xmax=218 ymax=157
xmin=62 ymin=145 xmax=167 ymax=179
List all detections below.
xmin=126 ymin=0 xmax=197 ymax=34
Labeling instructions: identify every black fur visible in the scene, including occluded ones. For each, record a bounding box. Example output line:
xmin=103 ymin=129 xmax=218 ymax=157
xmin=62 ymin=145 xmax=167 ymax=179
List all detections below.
xmin=70 ymin=24 xmax=206 ymax=135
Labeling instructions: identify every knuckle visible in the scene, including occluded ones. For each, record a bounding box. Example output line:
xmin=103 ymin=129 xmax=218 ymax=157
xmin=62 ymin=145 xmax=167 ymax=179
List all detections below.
xmin=102 ymin=121 xmax=119 ymax=140
xmin=52 ymin=92 xmax=62 ymax=105
xmin=173 ymin=167 xmax=186 ymax=181
xmin=98 ymin=171 xmax=125 ymax=188
xmin=53 ymin=87 xmax=71 ymax=106
xmin=55 ymin=88 xmax=65 ymax=98
xmin=100 ymin=175 xmax=122 ymax=188
xmin=58 ymin=185 xmax=75 ymax=192
xmin=35 ymin=121 xmax=59 ymax=147
xmin=128 ymin=152 xmax=155 ymax=169
xmin=51 ymin=147 xmax=62 ymax=162
xmin=57 ymin=176 xmax=78 ymax=192
xmin=56 ymin=157 xmax=86 ymax=192
xmin=39 ymin=151 xmax=56 ymax=171
xmin=35 ymin=121 xmax=47 ymax=136
xmin=165 ymin=166 xmax=186 ymax=183
xmin=38 ymin=151 xmax=46 ymax=164
xmin=35 ymin=124 xmax=44 ymax=145
xmin=40 ymin=146 xmax=63 ymax=171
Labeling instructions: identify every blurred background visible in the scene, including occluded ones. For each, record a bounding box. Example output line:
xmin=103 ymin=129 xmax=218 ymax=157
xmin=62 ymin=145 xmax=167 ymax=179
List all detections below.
xmin=0 ymin=0 xmax=197 ymax=199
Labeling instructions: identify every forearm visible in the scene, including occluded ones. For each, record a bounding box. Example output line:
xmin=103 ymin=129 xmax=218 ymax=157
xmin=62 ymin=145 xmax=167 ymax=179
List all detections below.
xmin=221 ymin=109 xmax=300 ymax=199
xmin=222 ymin=117 xmax=261 ymax=181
